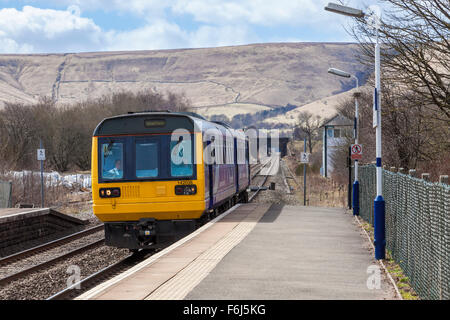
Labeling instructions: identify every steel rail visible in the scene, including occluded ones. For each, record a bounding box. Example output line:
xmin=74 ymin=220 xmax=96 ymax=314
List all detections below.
xmin=0 ymin=238 xmax=105 ymax=287
xmin=47 ymin=250 xmax=151 ymax=300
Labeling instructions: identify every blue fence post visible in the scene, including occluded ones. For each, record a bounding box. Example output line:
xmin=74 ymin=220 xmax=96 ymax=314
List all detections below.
xmin=352 ymin=180 xmax=359 ymax=215
xmin=374 ymin=194 xmax=386 ymax=259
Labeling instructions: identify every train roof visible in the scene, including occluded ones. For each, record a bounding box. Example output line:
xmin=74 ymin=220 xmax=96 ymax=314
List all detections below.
xmin=93 ymin=111 xmax=241 ymax=137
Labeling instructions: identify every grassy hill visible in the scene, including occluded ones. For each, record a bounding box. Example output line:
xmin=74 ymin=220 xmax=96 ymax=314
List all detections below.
xmin=0 ymin=42 xmax=368 ymax=125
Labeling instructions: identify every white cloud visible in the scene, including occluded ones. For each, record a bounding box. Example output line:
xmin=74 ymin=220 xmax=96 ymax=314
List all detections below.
xmin=106 ymin=21 xmax=257 ymax=51
xmin=0 ymin=1 xmax=363 ymax=54
xmin=172 ymin=0 xmax=322 ymax=26
xmin=51 ymin=0 xmax=343 ymax=26
xmin=105 ymin=20 xmax=189 ymax=51
xmin=48 ymin=0 xmax=175 ymax=18
xmin=0 ymin=6 xmax=105 ymax=53
xmin=0 ymin=4 xmax=258 ymax=53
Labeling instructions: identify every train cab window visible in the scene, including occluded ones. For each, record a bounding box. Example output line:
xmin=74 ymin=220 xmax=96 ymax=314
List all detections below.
xmin=101 ymin=142 xmax=124 ymax=180
xmin=170 ymin=137 xmax=193 ymax=177
xmin=136 ymin=141 xmax=159 ymax=178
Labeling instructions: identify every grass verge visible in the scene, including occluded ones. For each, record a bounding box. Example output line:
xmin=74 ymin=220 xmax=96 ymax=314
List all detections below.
xmin=360 ymin=220 xmax=419 ymax=300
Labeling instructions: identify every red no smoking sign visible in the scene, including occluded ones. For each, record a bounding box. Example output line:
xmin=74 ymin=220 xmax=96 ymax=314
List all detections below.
xmin=351 ymin=144 xmax=362 ymax=160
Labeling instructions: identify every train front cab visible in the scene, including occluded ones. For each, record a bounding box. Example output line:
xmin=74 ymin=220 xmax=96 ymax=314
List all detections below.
xmin=92 ymin=114 xmax=208 ymax=249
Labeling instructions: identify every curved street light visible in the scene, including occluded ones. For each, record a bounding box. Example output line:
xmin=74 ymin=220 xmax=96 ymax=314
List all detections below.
xmin=325 ymin=2 xmax=385 ymax=260
xmin=327 ymin=67 xmax=360 ymax=217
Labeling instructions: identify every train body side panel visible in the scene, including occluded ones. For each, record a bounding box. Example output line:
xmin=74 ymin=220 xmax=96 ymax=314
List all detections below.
xmin=238 ymin=163 xmax=249 ymax=192
xmin=211 ymin=164 xmax=236 ymax=207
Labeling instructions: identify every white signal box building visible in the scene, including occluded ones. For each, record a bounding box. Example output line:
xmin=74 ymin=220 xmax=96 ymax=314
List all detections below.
xmin=320 ymin=115 xmax=353 ymax=177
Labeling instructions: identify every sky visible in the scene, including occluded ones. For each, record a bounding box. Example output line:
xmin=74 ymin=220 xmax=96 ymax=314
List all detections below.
xmin=0 ymin=0 xmax=383 ymax=54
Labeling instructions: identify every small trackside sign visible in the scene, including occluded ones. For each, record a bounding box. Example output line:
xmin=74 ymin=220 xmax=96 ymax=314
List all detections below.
xmin=300 ymin=152 xmax=310 ymax=163
xmin=37 ymin=149 xmax=45 ymax=161
xmin=351 ymin=144 xmax=362 ymax=160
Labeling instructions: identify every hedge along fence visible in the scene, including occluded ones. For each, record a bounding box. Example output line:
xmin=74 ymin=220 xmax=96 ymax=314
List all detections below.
xmin=358 ymin=165 xmax=450 ymax=300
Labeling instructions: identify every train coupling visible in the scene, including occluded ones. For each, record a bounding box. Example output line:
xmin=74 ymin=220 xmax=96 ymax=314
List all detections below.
xmin=137 ymin=218 xmax=156 ymax=238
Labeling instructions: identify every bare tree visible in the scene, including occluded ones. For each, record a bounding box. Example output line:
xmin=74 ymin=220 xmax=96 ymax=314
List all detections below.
xmin=0 ymin=103 xmax=39 ymax=169
xmin=337 ymin=85 xmax=449 ymax=171
xmin=296 ymin=111 xmax=322 ymax=154
xmin=349 ymin=0 xmax=450 ymax=120
xmin=0 ymin=90 xmax=192 ymax=172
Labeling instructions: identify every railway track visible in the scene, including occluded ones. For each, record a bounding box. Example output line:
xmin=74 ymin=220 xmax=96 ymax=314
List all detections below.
xmin=0 ymin=224 xmax=103 ymax=267
xmin=0 ymin=224 xmax=107 ymax=297
xmin=0 ymin=158 xmax=281 ymax=300
xmin=0 ymin=157 xmax=279 ymax=299
xmin=280 ymin=159 xmax=297 ymax=195
xmin=47 ymin=157 xmax=280 ymax=300
xmin=47 ymin=249 xmax=153 ymax=300
xmin=249 ymin=155 xmax=277 ymax=201
xmin=0 ymin=238 xmax=105 ymax=287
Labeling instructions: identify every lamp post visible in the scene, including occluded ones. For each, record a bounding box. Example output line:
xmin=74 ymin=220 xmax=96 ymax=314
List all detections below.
xmin=327 ymin=67 xmax=360 ymax=216
xmin=325 ymin=2 xmax=385 ymax=260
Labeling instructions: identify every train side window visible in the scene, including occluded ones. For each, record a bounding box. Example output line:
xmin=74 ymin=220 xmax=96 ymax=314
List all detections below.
xmin=136 ymin=141 xmax=159 ymax=178
xmin=170 ymin=138 xmax=193 ymax=177
xmin=210 ymin=137 xmax=216 ymax=163
xmin=101 ymin=142 xmax=124 ymax=180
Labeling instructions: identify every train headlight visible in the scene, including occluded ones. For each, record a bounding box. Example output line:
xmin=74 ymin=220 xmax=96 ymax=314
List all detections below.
xmin=175 ymin=185 xmax=197 ymax=195
xmin=99 ymin=187 xmax=121 ymax=198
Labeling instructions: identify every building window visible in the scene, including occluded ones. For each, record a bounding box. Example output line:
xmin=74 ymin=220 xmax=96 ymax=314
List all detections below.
xmin=334 ymin=128 xmax=341 ymax=138
xmin=327 ymin=128 xmax=334 ymax=138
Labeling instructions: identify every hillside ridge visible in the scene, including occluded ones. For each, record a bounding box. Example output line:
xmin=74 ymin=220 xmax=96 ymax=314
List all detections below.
xmin=0 ymin=42 xmax=367 ymax=124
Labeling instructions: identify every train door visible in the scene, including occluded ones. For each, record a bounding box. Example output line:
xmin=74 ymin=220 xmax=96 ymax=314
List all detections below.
xmin=246 ymin=140 xmax=250 ymax=185
xmin=234 ymin=137 xmax=239 ymax=194
xmin=205 ymin=140 xmax=214 ymax=209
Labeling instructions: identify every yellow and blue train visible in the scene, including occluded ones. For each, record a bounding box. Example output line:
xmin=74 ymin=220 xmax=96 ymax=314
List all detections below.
xmin=91 ymin=111 xmax=250 ymax=249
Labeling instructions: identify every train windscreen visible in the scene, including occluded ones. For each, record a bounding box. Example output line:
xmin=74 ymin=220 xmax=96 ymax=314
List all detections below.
xmin=136 ymin=141 xmax=159 ymax=178
xmin=101 ymin=142 xmax=124 ymax=180
xmin=170 ymin=138 xmax=193 ymax=177
xmin=98 ymin=133 xmax=195 ymax=182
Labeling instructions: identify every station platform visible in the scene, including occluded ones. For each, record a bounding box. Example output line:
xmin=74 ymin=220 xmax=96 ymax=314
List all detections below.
xmin=0 ymin=207 xmax=88 ymax=257
xmin=78 ymin=203 xmax=395 ymax=300
xmin=0 ymin=207 xmax=86 ymax=224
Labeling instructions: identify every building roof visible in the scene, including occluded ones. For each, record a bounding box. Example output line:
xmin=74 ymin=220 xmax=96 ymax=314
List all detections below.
xmin=320 ymin=114 xmax=353 ymax=127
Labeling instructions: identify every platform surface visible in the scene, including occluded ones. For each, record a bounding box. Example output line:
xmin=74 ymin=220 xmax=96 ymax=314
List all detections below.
xmin=0 ymin=207 xmax=47 ymax=218
xmin=79 ymin=204 xmax=394 ymax=300
xmin=186 ymin=205 xmax=391 ymax=299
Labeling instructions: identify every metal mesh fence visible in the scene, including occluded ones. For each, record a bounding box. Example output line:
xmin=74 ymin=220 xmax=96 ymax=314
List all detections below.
xmin=358 ymin=165 xmax=450 ymax=300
